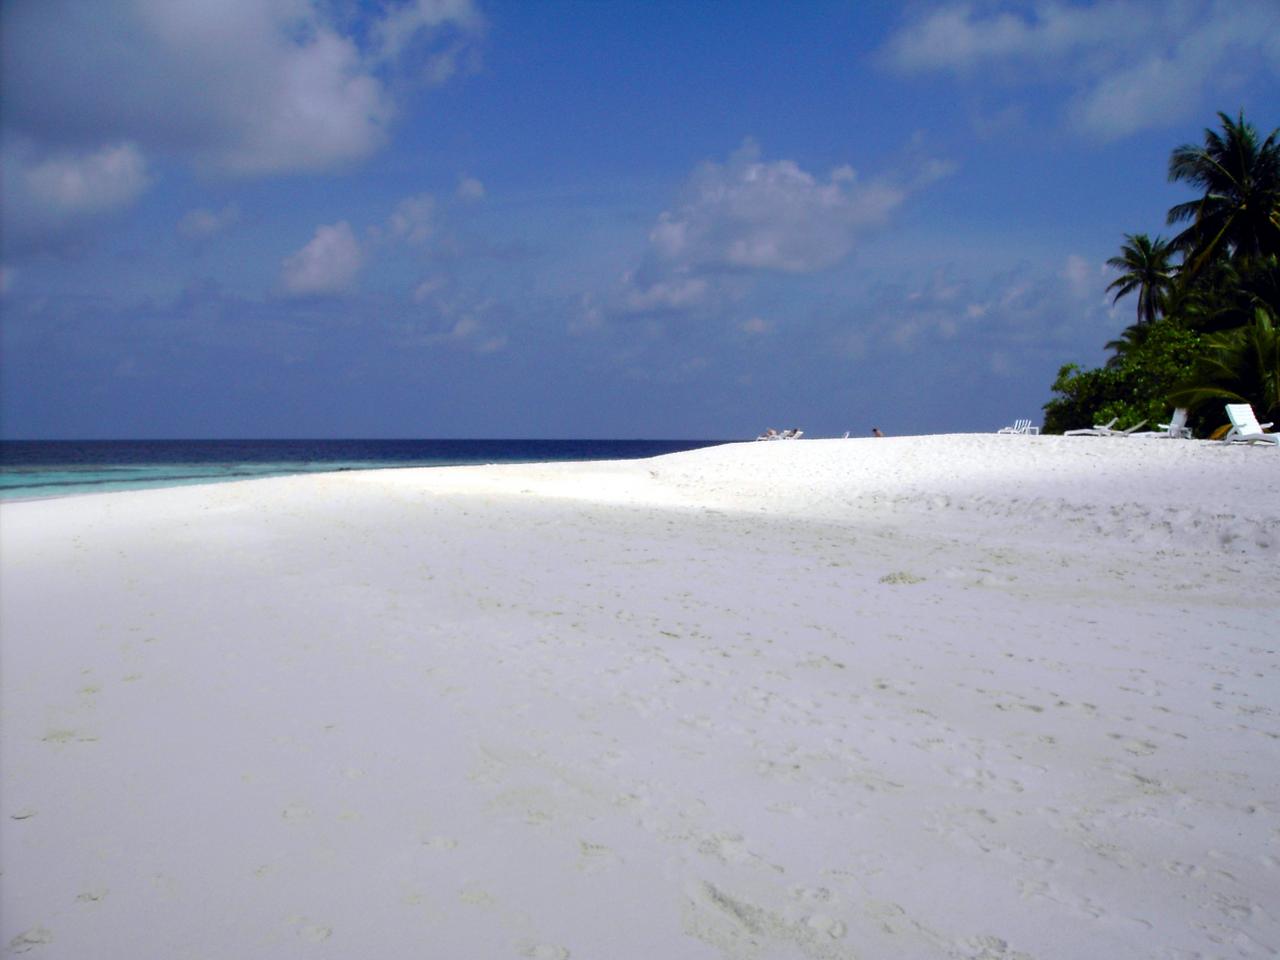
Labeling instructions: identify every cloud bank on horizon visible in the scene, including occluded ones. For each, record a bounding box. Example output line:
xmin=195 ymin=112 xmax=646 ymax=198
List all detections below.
xmin=1 ymin=1 xmax=1277 ymax=439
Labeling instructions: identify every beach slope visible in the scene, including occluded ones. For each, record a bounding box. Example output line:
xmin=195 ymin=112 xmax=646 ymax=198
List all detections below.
xmin=2 ymin=435 xmax=1278 ymax=959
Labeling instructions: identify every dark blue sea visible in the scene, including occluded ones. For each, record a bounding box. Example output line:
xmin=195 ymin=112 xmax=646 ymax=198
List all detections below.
xmin=0 ymin=439 xmax=725 ymax=501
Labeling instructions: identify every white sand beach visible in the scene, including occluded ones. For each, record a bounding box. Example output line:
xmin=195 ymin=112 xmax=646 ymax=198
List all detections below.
xmin=2 ymin=434 xmax=1278 ymax=960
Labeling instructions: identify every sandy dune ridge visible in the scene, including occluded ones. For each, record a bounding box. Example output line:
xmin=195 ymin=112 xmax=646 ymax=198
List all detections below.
xmin=2 ymin=435 xmax=1277 ymax=958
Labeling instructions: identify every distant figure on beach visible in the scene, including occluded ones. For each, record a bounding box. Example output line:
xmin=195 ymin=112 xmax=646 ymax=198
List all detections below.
xmin=873 ymin=427 xmax=884 ymax=437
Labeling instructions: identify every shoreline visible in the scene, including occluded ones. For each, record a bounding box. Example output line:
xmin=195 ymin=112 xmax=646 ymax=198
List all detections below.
xmin=3 ymin=435 xmax=1277 ymax=958
xmin=0 ymin=437 xmax=728 ymax=505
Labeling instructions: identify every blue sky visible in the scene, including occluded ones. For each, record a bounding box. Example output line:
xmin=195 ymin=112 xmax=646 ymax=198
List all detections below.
xmin=2 ymin=0 xmax=1278 ymax=439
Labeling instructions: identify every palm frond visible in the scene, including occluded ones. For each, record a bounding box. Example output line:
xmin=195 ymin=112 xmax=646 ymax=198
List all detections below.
xmin=1166 ymin=199 xmax=1203 ymax=226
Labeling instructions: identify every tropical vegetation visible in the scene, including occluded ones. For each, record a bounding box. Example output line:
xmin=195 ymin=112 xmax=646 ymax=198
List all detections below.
xmin=1043 ymin=111 xmax=1280 ymax=436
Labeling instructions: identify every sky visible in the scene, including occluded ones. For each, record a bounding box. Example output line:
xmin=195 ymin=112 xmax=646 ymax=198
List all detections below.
xmin=2 ymin=0 xmax=1279 ymax=440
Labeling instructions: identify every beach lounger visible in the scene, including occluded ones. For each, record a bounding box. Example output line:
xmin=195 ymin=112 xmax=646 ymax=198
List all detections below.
xmin=1065 ymin=417 xmax=1117 ymax=436
xmin=1064 ymin=418 xmax=1147 ymax=437
xmin=997 ymin=419 xmax=1039 ymax=435
xmin=1110 ymin=420 xmax=1148 ymax=437
xmin=1222 ymin=403 xmax=1279 ymax=446
xmin=755 ymin=428 xmax=804 ymax=441
xmin=1158 ymin=407 xmax=1193 ymax=438
xmin=1136 ymin=408 xmax=1193 ymax=439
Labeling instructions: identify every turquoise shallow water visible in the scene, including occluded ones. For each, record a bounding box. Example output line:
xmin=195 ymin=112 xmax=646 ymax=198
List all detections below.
xmin=0 ymin=439 xmax=724 ymax=501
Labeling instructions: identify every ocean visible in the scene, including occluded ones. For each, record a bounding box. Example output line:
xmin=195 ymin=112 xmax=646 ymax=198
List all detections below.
xmin=0 ymin=438 xmax=725 ymax=501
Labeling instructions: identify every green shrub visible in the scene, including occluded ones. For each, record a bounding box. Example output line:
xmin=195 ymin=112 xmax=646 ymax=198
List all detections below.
xmin=1042 ymin=322 xmax=1203 ymax=434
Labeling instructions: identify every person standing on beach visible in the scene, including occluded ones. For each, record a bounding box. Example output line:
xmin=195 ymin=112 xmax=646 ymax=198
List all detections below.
xmin=873 ymin=427 xmax=884 ymax=437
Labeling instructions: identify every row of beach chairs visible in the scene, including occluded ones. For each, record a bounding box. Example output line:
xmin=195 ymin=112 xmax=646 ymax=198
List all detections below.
xmin=999 ymin=404 xmax=1277 ymax=445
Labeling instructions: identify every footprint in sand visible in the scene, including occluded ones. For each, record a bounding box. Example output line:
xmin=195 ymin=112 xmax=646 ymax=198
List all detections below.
xmin=8 ymin=927 xmax=54 ymax=954
xmin=804 ymin=913 xmax=847 ymax=939
xmin=1213 ymin=893 xmax=1255 ymax=921
xmin=1107 ymin=733 xmax=1158 ymax=755
xmin=576 ymin=839 xmax=623 ymax=874
xmin=41 ymin=728 xmax=97 ymax=744
xmin=789 ymin=886 xmax=833 ymax=904
xmin=458 ymin=887 xmax=496 ymax=907
xmin=765 ymin=801 xmax=808 ymax=818
xmin=879 ymin=571 xmax=925 ymax=585
xmin=281 ymin=802 xmax=313 ymax=821
xmin=421 ymin=835 xmax=459 ymax=850
xmin=696 ymin=832 xmax=755 ymax=865
xmin=299 ymin=923 xmax=331 ymax=943
xmin=956 ymin=934 xmax=1034 ymax=959
xmin=519 ymin=944 xmax=570 ymax=959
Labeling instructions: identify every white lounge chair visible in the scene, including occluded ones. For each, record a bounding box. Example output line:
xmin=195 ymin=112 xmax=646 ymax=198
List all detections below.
xmin=755 ymin=428 xmax=804 ymax=441
xmin=1065 ymin=417 xmax=1117 ymax=436
xmin=1065 ymin=417 xmax=1147 ymax=437
xmin=1222 ymin=403 xmax=1279 ymax=446
xmin=997 ymin=419 xmax=1039 ymax=435
xmin=1137 ymin=408 xmax=1192 ymax=439
xmin=1159 ymin=407 xmax=1193 ymax=438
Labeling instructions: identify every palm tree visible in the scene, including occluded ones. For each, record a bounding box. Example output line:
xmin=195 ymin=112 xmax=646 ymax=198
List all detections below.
xmin=1240 ymin=253 xmax=1280 ymax=320
xmin=1104 ymin=322 xmax=1150 ymax=368
xmin=1169 ymin=310 xmax=1280 ymax=423
xmin=1167 ymin=253 xmax=1280 ymax=335
xmin=1167 ymin=111 xmax=1280 ymax=277
xmin=1169 ymin=256 xmax=1280 ymax=422
xmin=1106 ymin=233 xmax=1175 ymax=325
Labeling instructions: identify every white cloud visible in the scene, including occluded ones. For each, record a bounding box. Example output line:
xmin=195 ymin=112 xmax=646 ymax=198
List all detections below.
xmin=137 ymin=0 xmax=395 ymax=174
xmin=280 ymin=221 xmax=363 ymax=297
xmin=624 ymin=276 xmax=711 ymax=313
xmin=388 ymin=193 xmax=436 ymax=245
xmin=373 ymin=0 xmax=482 ymax=59
xmin=885 ymin=1 xmax=1139 ymax=71
xmin=882 ymin=0 xmax=1280 ymax=139
xmin=622 ymin=141 xmax=948 ymax=316
xmin=1068 ymin=56 xmax=1198 ymax=141
xmin=475 ymin=335 xmax=508 ymax=354
xmin=457 ymin=176 xmax=486 ymax=201
xmin=740 ymin=316 xmax=769 ymax=335
xmin=857 ymin=262 xmax=1114 ymax=359
xmin=22 ymin=142 xmax=149 ymax=217
xmin=178 ymin=204 xmax=241 ymax=240
xmin=413 ymin=276 xmax=448 ymax=303
xmin=1062 ymin=254 xmax=1093 ymax=298
xmin=1 ymin=0 xmax=482 ymax=176
xmin=568 ymin=293 xmax=605 ymax=334
xmin=406 ymin=300 xmax=509 ymax=354
xmin=1 ymin=140 xmax=149 ymax=251
xmin=372 ymin=0 xmax=484 ymax=86
xmin=646 ymin=141 xmax=909 ymax=276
